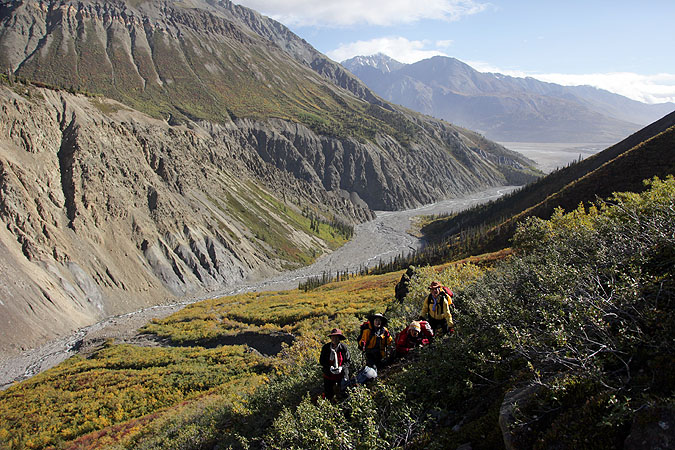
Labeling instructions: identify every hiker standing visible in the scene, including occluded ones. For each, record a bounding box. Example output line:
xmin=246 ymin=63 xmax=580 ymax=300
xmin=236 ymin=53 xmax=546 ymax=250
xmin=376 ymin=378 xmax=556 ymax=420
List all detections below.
xmin=395 ymin=320 xmax=434 ymax=357
xmin=420 ymin=281 xmax=454 ymax=335
xmin=319 ymin=328 xmax=351 ymax=400
xmin=358 ymin=313 xmax=393 ymax=369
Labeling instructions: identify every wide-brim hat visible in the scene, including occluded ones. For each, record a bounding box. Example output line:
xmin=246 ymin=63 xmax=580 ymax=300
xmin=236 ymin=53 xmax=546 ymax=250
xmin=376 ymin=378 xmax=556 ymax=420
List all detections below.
xmin=428 ymin=281 xmax=442 ymax=289
xmin=328 ymin=328 xmax=346 ymax=340
xmin=368 ymin=313 xmax=388 ymax=326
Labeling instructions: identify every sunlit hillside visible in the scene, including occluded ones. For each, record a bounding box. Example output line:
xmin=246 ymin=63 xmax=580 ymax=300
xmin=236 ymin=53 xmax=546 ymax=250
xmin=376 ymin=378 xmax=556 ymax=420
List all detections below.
xmin=1 ymin=176 xmax=673 ymax=449
xmin=378 ymin=113 xmax=675 ymax=273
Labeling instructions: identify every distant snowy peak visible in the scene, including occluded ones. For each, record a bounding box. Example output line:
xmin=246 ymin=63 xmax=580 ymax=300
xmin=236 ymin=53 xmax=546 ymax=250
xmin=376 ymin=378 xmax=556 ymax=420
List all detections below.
xmin=342 ymin=53 xmax=406 ymax=74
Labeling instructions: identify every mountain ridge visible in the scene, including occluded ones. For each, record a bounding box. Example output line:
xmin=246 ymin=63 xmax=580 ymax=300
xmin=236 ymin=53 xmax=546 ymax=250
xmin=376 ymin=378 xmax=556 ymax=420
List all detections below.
xmin=342 ymin=53 xmax=675 ymax=143
xmin=416 ymin=109 xmax=675 ymax=262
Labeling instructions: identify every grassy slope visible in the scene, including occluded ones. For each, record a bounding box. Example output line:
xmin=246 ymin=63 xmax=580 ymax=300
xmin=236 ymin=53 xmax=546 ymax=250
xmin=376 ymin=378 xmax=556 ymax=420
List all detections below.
xmin=421 ymin=111 xmax=675 ymax=252
xmin=0 ymin=271 xmax=401 ymax=449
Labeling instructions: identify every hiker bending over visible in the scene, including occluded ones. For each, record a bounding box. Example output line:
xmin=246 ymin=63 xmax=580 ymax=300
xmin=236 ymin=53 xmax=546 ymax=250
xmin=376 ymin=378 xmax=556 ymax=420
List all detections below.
xmin=358 ymin=313 xmax=393 ymax=369
xmin=319 ymin=328 xmax=351 ymax=400
xmin=395 ymin=320 xmax=433 ymax=357
xmin=421 ymin=281 xmax=454 ymax=334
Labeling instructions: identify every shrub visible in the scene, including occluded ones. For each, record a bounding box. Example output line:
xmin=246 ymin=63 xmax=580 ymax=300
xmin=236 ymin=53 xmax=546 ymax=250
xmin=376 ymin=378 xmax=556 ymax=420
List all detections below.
xmin=266 ymin=384 xmax=421 ymax=450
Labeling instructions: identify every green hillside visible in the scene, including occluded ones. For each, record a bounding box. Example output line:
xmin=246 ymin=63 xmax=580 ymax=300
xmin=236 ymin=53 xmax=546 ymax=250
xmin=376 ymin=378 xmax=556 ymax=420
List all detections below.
xmin=1 ymin=176 xmax=673 ymax=449
xmin=399 ymin=112 xmax=675 ymax=268
xmin=2 ymin=0 xmax=444 ymax=146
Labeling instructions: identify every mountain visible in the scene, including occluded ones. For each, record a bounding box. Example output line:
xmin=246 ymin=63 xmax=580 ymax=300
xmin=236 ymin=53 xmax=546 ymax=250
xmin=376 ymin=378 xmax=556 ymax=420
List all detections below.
xmin=0 ymin=0 xmax=539 ymax=357
xmin=342 ymin=54 xmax=675 ymax=143
xmin=0 ymin=0 xmax=538 ymax=209
xmin=417 ymin=110 xmax=675 ymax=261
xmin=342 ymin=53 xmax=406 ymax=74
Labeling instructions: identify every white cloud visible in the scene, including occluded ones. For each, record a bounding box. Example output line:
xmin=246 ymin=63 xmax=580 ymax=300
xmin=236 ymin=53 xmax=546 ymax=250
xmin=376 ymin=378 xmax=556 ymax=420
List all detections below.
xmin=533 ymin=72 xmax=675 ymax=104
xmin=326 ymin=37 xmax=449 ymax=64
xmin=465 ymin=60 xmax=675 ymax=104
xmin=233 ymin=0 xmax=488 ymax=27
xmin=436 ymin=40 xmax=454 ymax=48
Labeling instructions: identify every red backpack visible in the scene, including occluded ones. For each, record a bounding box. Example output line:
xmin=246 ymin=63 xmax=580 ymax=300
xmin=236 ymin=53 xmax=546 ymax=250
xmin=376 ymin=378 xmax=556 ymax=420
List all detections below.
xmin=442 ymin=286 xmax=454 ymax=304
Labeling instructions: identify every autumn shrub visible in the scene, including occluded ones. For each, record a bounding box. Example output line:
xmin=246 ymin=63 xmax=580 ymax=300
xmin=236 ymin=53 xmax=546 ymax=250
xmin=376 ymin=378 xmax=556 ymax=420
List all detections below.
xmin=266 ymin=383 xmax=422 ymax=450
xmin=453 ymin=176 xmax=675 ymax=445
xmin=0 ymin=345 xmax=270 ymax=450
xmin=277 ymin=176 xmax=675 ymax=449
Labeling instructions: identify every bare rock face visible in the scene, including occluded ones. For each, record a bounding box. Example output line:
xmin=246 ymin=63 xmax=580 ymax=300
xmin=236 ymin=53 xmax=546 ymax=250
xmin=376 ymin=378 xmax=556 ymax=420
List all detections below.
xmin=0 ymin=84 xmax=372 ymax=356
xmin=235 ymin=117 xmax=531 ymax=211
xmin=499 ymin=383 xmax=545 ymax=450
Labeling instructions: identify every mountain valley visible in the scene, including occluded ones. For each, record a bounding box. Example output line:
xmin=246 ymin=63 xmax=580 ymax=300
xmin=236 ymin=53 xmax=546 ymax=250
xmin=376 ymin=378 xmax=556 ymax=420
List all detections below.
xmin=0 ymin=0 xmax=538 ymax=356
xmin=0 ymin=2 xmax=673 ymax=449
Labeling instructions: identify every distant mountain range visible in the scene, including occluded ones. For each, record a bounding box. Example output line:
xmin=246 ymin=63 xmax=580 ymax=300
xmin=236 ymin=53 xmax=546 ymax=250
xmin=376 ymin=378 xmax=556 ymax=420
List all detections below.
xmin=342 ymin=53 xmax=675 ymax=143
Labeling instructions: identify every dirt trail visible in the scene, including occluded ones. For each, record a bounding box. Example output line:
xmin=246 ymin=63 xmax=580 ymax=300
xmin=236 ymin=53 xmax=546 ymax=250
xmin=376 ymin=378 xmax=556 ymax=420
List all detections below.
xmin=0 ymin=186 xmax=516 ymax=390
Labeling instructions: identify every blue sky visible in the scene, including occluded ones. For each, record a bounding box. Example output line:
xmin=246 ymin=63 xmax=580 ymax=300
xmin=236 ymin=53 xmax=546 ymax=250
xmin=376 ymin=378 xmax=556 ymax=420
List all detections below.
xmin=233 ymin=0 xmax=675 ymax=104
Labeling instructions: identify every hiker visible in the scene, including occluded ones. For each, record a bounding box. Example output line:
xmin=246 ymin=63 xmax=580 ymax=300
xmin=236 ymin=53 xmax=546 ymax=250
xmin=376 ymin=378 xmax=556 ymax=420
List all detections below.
xmin=420 ymin=281 xmax=454 ymax=334
xmin=358 ymin=313 xmax=393 ymax=369
xmin=395 ymin=320 xmax=433 ymax=357
xmin=319 ymin=328 xmax=351 ymax=400
xmin=395 ymin=265 xmax=416 ymax=302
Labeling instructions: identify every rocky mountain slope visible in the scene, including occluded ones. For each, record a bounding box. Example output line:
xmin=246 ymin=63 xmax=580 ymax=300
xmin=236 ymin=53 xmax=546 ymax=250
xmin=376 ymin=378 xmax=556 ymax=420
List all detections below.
xmin=0 ymin=81 xmax=374 ymax=355
xmin=0 ymin=0 xmax=536 ymax=208
xmin=342 ymin=54 xmax=675 ymax=143
xmin=0 ymin=0 xmax=538 ymax=357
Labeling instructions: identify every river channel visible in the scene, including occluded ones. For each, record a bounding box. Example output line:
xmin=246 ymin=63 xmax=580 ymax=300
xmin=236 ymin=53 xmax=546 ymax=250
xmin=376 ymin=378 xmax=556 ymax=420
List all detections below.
xmin=0 ymin=185 xmax=517 ymax=390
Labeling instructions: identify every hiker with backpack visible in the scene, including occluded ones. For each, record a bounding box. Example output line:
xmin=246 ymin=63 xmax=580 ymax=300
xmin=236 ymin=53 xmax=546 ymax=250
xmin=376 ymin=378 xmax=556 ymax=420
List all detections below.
xmin=395 ymin=320 xmax=434 ymax=357
xmin=319 ymin=328 xmax=351 ymax=400
xmin=420 ymin=281 xmax=454 ymax=335
xmin=358 ymin=313 xmax=393 ymax=369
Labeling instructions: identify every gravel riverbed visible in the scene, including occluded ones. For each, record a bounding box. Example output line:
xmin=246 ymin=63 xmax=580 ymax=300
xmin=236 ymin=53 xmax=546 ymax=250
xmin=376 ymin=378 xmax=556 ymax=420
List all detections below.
xmin=0 ymin=186 xmax=517 ymax=390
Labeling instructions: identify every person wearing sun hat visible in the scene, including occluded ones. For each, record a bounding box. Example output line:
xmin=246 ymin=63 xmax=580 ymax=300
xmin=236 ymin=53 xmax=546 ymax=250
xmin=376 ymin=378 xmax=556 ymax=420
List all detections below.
xmin=358 ymin=313 xmax=393 ymax=369
xmin=319 ymin=328 xmax=351 ymax=400
xmin=420 ymin=281 xmax=454 ymax=334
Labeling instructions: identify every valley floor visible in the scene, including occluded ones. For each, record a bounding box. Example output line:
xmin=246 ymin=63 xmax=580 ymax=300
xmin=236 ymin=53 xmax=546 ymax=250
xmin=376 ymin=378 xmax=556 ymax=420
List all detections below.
xmin=499 ymin=141 xmax=613 ymax=173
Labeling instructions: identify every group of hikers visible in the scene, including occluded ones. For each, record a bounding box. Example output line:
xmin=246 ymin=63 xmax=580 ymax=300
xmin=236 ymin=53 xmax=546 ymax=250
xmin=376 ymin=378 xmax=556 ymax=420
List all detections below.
xmin=319 ymin=281 xmax=454 ymax=400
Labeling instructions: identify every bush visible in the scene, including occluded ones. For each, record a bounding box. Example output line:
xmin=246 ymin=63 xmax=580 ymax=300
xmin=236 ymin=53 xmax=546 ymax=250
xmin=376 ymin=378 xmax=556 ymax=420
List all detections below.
xmin=266 ymin=384 xmax=422 ymax=450
xmin=453 ymin=176 xmax=675 ymax=445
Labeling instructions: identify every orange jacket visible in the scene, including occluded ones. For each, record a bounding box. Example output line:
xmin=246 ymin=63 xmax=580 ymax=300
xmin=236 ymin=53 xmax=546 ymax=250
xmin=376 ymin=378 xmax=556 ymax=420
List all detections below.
xmin=359 ymin=325 xmax=393 ymax=358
